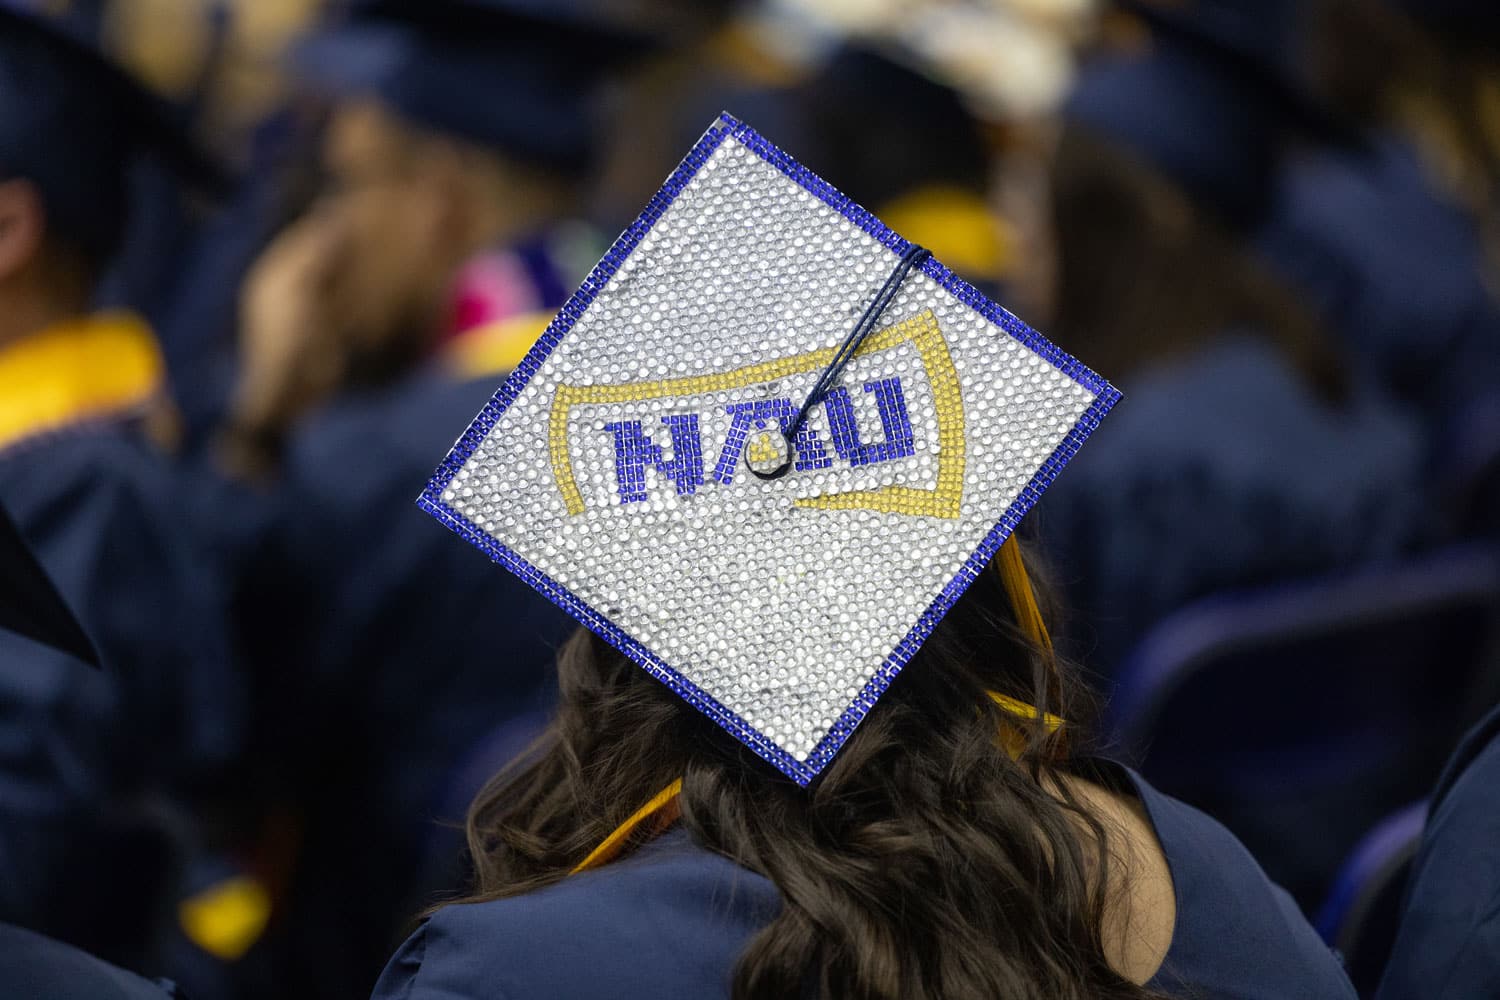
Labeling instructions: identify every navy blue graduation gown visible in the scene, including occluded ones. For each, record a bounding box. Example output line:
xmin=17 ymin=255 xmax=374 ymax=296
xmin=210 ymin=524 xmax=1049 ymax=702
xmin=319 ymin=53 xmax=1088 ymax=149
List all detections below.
xmin=0 ymin=428 xmax=243 ymax=785
xmin=0 ymin=309 xmax=249 ymax=975
xmin=370 ymin=764 xmax=1356 ymax=999
xmin=1037 ymin=335 xmax=1428 ymax=675
xmin=0 ymin=421 xmax=243 ymax=965
xmin=1376 ymin=703 xmax=1500 ymax=999
xmin=0 ymin=922 xmax=183 ymax=999
xmin=223 ymin=368 xmax=573 ymax=998
xmin=0 ymin=627 xmax=115 ymax=934
xmin=0 ymin=431 xmax=243 ymax=971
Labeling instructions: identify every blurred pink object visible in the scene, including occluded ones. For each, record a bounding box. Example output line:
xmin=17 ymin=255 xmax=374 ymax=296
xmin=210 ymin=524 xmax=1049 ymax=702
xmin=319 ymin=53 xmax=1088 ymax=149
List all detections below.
xmin=445 ymin=250 xmax=543 ymax=339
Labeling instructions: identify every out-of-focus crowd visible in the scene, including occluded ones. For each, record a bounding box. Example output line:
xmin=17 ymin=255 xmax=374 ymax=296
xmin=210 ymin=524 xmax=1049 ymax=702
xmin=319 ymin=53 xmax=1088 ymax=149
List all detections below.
xmin=1 ymin=0 xmax=1497 ymax=997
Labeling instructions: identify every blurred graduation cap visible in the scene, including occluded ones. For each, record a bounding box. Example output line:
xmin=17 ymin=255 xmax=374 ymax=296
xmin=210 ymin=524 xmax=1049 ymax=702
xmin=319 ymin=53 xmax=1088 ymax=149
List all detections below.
xmin=1389 ymin=0 xmax=1500 ymax=37
xmin=795 ymin=46 xmax=1006 ymax=288
xmin=290 ymin=0 xmax=659 ymax=174
xmin=0 ymin=500 xmax=99 ymax=668
xmin=0 ymin=0 xmax=230 ymax=269
xmin=1066 ymin=0 xmax=1352 ymax=230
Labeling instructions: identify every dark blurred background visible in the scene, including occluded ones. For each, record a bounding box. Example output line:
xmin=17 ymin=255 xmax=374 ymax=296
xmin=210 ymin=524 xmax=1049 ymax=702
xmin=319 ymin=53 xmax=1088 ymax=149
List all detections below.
xmin=0 ymin=0 xmax=1497 ymax=997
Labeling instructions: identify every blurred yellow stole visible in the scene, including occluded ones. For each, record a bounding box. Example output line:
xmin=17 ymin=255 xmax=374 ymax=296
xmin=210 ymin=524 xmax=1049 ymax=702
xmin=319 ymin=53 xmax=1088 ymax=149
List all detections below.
xmin=0 ymin=311 xmax=164 ymax=452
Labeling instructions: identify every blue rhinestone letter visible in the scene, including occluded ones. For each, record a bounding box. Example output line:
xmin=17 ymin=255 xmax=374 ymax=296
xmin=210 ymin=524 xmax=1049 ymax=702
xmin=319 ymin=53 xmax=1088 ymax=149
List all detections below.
xmin=823 ymin=377 xmax=916 ymax=467
xmin=603 ymin=415 xmax=704 ymax=504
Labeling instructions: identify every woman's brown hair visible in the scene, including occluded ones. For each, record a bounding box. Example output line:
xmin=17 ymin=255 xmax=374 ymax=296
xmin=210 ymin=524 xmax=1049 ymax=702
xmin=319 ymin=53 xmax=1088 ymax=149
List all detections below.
xmin=456 ymin=540 xmax=1167 ymax=999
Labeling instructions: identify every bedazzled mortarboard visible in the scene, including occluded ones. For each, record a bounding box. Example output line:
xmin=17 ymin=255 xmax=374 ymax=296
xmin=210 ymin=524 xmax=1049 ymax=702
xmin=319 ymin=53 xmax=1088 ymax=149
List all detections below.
xmin=421 ymin=114 xmax=1118 ymax=785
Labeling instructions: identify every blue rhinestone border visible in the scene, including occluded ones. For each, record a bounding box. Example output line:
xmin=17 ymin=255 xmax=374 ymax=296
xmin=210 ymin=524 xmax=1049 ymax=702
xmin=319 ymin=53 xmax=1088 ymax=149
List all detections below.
xmin=417 ymin=112 xmax=1122 ymax=786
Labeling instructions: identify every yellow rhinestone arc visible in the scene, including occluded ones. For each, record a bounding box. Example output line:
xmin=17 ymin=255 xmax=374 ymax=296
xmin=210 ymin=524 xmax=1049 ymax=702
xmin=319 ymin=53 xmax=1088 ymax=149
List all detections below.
xmin=546 ymin=309 xmax=966 ymax=519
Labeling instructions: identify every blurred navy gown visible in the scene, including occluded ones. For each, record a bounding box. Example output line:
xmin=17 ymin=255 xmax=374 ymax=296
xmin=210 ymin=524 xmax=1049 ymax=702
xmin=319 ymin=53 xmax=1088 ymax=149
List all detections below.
xmin=0 ymin=922 xmax=182 ymax=1000
xmin=223 ymin=346 xmax=574 ymax=996
xmin=0 ymin=313 xmax=243 ymax=962
xmin=1259 ymin=134 xmax=1500 ymax=458
xmin=0 ymin=450 xmax=186 ymax=1000
xmin=1038 ymin=335 xmax=1428 ymax=675
xmin=0 ymin=617 xmax=114 ymax=936
xmin=1376 ymin=702 xmax=1500 ymax=1000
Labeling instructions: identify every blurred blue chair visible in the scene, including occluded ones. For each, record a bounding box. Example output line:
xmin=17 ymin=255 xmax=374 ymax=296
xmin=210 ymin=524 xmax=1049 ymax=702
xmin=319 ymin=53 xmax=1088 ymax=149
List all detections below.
xmin=1315 ymin=801 xmax=1425 ymax=998
xmin=1443 ymin=391 xmax=1500 ymax=538
xmin=1106 ymin=545 xmax=1500 ymax=908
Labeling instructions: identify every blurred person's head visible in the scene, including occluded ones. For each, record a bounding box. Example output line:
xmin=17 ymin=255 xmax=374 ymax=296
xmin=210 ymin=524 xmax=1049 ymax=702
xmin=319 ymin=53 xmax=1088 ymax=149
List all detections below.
xmin=1063 ymin=0 xmax=1333 ymax=235
xmin=585 ymin=0 xmax=815 ymax=230
xmin=0 ymin=3 xmax=219 ymax=338
xmin=0 ymin=28 xmax=117 ymax=326
xmin=795 ymin=46 xmax=1007 ymax=289
xmin=287 ymin=0 xmax=644 ymax=363
xmin=223 ymin=0 xmax=650 ymax=473
xmin=1311 ymin=0 xmax=1500 ymax=289
xmin=305 ymin=96 xmax=581 ymax=380
xmin=1001 ymin=0 xmax=1345 ymax=393
xmin=1029 ymin=127 xmax=1342 ymax=398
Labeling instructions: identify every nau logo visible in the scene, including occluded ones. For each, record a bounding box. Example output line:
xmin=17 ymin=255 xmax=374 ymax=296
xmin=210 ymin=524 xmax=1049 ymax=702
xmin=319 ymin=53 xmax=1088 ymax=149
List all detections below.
xmin=548 ymin=310 xmax=967 ymax=519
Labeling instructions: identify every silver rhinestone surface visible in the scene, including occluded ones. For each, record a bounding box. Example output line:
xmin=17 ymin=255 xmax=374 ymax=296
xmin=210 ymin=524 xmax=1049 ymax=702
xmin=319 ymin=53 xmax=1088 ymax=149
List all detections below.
xmin=426 ymin=119 xmax=1115 ymax=780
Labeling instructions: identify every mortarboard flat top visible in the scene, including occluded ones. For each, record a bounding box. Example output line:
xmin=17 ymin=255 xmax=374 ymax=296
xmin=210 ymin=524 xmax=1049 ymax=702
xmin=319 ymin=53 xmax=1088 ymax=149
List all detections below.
xmin=290 ymin=0 xmax=656 ymax=171
xmin=0 ymin=0 xmax=229 ymax=191
xmin=0 ymin=501 xmax=99 ymax=668
xmin=420 ymin=114 xmax=1118 ymax=785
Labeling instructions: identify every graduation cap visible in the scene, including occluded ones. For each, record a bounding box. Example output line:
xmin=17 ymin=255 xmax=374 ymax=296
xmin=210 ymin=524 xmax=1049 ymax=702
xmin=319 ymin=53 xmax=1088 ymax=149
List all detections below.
xmin=0 ymin=500 xmax=99 ymax=668
xmin=419 ymin=114 xmax=1118 ymax=786
xmin=0 ymin=0 xmax=230 ymax=268
xmin=290 ymin=0 xmax=657 ymax=174
xmin=795 ymin=46 xmax=1006 ymax=287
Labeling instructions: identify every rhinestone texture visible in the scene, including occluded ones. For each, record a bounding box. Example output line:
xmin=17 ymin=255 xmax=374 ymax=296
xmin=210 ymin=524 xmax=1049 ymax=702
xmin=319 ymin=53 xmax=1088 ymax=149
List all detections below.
xmin=419 ymin=113 xmax=1120 ymax=786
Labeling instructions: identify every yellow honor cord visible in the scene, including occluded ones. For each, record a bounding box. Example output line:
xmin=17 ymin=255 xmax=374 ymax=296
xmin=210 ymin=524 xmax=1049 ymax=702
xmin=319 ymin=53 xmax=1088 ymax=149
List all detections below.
xmin=571 ymin=778 xmax=684 ymax=874
xmin=572 ymin=535 xmax=1058 ymax=875
xmin=987 ymin=690 xmax=1064 ymax=734
xmin=996 ymin=534 xmax=1052 ymax=652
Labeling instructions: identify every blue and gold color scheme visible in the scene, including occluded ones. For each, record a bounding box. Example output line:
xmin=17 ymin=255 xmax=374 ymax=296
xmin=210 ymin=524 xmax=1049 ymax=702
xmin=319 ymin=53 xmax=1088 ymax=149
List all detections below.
xmin=547 ymin=310 xmax=967 ymax=520
xmin=419 ymin=114 xmax=1118 ymax=786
